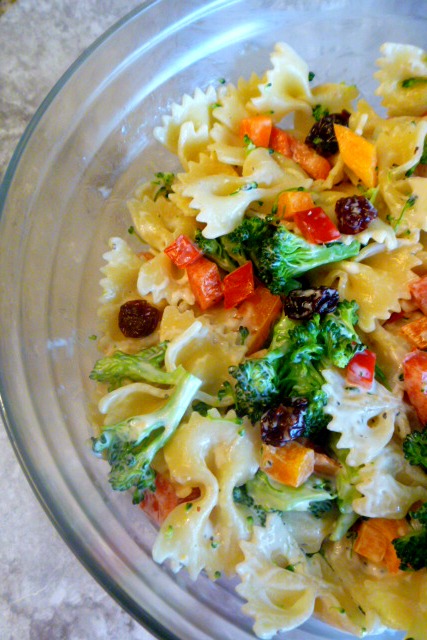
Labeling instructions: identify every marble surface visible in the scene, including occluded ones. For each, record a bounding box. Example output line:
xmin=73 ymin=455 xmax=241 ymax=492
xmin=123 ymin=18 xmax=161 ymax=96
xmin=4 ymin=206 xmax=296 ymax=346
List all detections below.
xmin=0 ymin=2 xmax=156 ymax=638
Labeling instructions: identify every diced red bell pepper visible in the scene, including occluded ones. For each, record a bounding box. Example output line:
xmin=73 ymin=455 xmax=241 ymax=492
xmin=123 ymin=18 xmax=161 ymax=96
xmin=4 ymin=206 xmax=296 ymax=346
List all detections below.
xmin=410 ymin=276 xmax=427 ymax=315
xmin=140 ymin=474 xmax=200 ymax=525
xmin=186 ymin=256 xmax=223 ymax=310
xmin=223 ymin=262 xmax=255 ymax=309
xmin=346 ymin=349 xmax=376 ymax=390
xmin=403 ymin=349 xmax=427 ymax=424
xmin=294 ymin=207 xmax=341 ymax=244
xmin=164 ymin=234 xmax=202 ymax=268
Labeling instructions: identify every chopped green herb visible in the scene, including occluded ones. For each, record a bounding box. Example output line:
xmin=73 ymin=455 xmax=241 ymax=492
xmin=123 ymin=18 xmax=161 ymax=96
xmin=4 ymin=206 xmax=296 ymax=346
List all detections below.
xmin=391 ymin=194 xmax=418 ymax=230
xmin=312 ymin=104 xmax=329 ymax=122
xmin=218 ymin=77 xmax=226 ymax=84
xmin=185 ymin=502 xmax=193 ymax=512
xmin=152 ymin=172 xmax=175 ymax=201
xmin=230 ymin=181 xmax=258 ymax=195
xmin=128 ymin=225 xmax=135 ymax=235
xmin=285 ymin=564 xmax=295 ymax=572
xmin=192 ymin=400 xmax=211 ymax=416
xmin=239 ymin=325 xmax=249 ymax=344
xmin=88 ymin=334 xmax=97 ymax=341
xmin=165 ymin=525 xmax=174 ymax=539
xmin=214 ymin=570 xmax=222 ymax=579
xmin=401 ymin=77 xmax=427 ymax=89
xmin=308 ymin=71 xmax=315 ymax=82
xmin=243 ymin=134 xmax=256 ymax=152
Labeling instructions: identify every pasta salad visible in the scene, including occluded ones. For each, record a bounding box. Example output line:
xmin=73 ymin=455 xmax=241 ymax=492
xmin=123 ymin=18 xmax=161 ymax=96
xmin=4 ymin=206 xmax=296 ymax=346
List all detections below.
xmin=89 ymin=42 xmax=427 ymax=639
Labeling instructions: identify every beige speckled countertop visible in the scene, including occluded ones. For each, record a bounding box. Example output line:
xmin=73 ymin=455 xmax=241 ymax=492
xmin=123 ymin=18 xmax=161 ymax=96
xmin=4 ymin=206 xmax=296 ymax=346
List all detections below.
xmin=0 ymin=2 xmax=156 ymax=638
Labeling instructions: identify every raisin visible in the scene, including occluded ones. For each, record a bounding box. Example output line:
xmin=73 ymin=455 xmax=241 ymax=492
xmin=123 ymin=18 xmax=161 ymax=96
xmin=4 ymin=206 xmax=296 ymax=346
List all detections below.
xmin=118 ymin=299 xmax=160 ymax=338
xmin=335 ymin=195 xmax=378 ymax=234
xmin=305 ymin=110 xmax=351 ymax=157
xmin=284 ymin=287 xmax=339 ymax=320
xmin=261 ymin=398 xmax=308 ymax=446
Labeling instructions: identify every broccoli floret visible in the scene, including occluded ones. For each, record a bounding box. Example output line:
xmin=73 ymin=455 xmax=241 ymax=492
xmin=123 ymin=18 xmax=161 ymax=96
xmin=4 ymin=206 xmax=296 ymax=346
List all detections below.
xmin=393 ymin=502 xmax=427 ymax=571
xmin=308 ymin=498 xmax=337 ymax=518
xmin=215 ymin=215 xmax=360 ymax=295
xmin=89 ymin=342 xmax=182 ymax=391
xmin=402 ymin=427 xmax=427 ymax=472
xmin=259 ymin=224 xmax=360 ymax=294
xmin=321 ymin=299 xmax=364 ymax=367
xmin=230 ymin=350 xmax=285 ymax=421
xmin=91 ymin=368 xmax=201 ymax=503
xmin=246 ymin=470 xmax=336 ymax=512
xmin=233 ymin=484 xmax=267 ymax=526
xmin=194 ymin=229 xmax=246 ymax=272
xmin=230 ymin=300 xmax=364 ymax=435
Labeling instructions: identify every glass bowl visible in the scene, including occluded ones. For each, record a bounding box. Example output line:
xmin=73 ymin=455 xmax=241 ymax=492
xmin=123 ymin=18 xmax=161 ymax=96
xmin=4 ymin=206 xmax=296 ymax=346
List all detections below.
xmin=0 ymin=1 xmax=425 ymax=638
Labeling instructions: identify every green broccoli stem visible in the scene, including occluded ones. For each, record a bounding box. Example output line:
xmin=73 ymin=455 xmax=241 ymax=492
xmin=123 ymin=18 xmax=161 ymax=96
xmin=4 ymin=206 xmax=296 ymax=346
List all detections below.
xmin=329 ymin=511 xmax=359 ymax=542
xmin=92 ymin=370 xmax=202 ymax=501
xmin=246 ymin=470 xmax=336 ymax=512
xmin=90 ymin=343 xmax=185 ymax=390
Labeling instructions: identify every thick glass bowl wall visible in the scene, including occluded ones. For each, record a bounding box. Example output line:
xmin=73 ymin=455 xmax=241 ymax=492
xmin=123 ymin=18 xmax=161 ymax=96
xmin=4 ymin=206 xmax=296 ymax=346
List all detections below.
xmin=0 ymin=1 xmax=425 ymax=638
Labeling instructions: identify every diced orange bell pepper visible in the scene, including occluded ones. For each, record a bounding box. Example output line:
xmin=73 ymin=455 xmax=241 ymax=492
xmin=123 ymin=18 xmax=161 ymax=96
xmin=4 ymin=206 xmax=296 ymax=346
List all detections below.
xmin=334 ymin=123 xmax=378 ymax=188
xmin=239 ymin=115 xmax=273 ymax=148
xmin=289 ymin=137 xmax=332 ymax=180
xmin=269 ymin=126 xmax=331 ymax=180
xmin=260 ymin=441 xmax=315 ymax=488
xmin=186 ymin=257 xmax=223 ymax=311
xmin=354 ymin=520 xmax=389 ymax=564
xmin=401 ymin=315 xmax=427 ymax=349
xmin=410 ymin=275 xmax=427 ymax=315
xmin=276 ymin=191 xmax=315 ymax=221
xmin=269 ymin=126 xmax=293 ymax=157
xmin=234 ymin=285 xmax=282 ymax=355
xmin=140 ymin=474 xmax=200 ymax=525
xmin=354 ymin=518 xmax=410 ymax=573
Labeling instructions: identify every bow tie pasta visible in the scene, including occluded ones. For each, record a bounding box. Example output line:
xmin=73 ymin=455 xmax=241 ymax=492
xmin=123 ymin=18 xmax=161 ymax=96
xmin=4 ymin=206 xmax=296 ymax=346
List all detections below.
xmin=89 ymin=41 xmax=427 ymax=640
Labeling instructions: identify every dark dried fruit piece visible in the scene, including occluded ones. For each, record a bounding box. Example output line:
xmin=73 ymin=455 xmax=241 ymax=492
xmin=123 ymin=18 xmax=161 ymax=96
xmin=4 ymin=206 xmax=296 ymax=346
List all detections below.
xmin=335 ymin=195 xmax=378 ymax=234
xmin=261 ymin=398 xmax=308 ymax=446
xmin=284 ymin=287 xmax=339 ymax=320
xmin=305 ymin=110 xmax=351 ymax=157
xmin=118 ymin=299 xmax=160 ymax=338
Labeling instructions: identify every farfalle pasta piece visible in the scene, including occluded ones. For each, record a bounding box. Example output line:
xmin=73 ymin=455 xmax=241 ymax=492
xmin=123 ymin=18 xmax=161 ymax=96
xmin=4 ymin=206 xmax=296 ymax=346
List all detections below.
xmin=164 ymin=318 xmax=246 ymax=398
xmin=97 ymin=237 xmax=159 ymax=354
xmin=375 ymin=43 xmax=427 ymax=117
xmin=248 ymin=42 xmax=313 ymax=120
xmin=153 ymin=85 xmax=218 ymax=168
xmin=137 ymin=252 xmax=195 ymax=306
xmin=376 ymin=117 xmax=427 ymax=179
xmin=322 ymin=368 xmax=399 ymax=467
xmin=313 ymin=242 xmax=422 ymax=332
xmin=309 ymin=549 xmax=383 ymax=636
xmin=153 ymin=410 xmax=260 ymax=580
xmin=294 ymin=82 xmax=359 ymax=137
xmin=127 ymin=191 xmax=197 ymax=252
xmin=236 ymin=514 xmax=321 ymax=639
xmin=353 ymin=440 xmax=427 ymax=518
xmin=209 ymin=74 xmax=264 ymax=166
xmin=98 ymin=381 xmax=170 ymax=426
xmin=176 ymin=148 xmax=312 ymax=238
